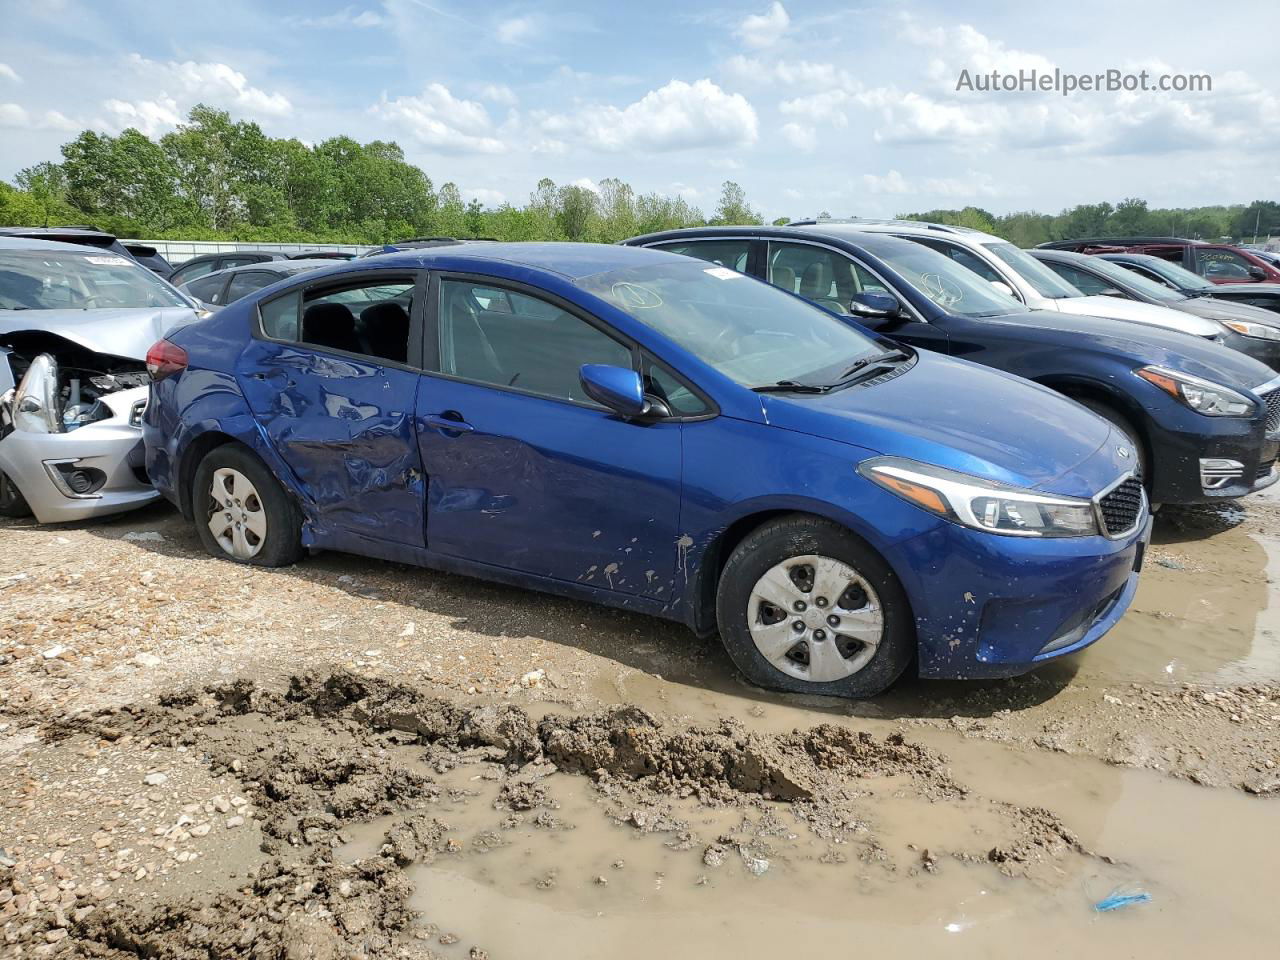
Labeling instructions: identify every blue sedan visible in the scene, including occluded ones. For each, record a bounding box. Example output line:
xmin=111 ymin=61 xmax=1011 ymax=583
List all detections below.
xmin=143 ymin=243 xmax=1148 ymax=697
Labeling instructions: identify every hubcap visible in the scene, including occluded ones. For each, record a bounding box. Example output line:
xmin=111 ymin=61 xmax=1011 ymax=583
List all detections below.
xmin=207 ymin=468 xmax=267 ymax=560
xmin=746 ymin=554 xmax=883 ymax=683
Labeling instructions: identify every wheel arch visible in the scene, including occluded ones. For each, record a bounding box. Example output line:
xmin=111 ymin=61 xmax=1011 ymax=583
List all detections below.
xmin=175 ymin=429 xmax=240 ymax=520
xmin=1033 ymin=375 xmax=1154 ymax=475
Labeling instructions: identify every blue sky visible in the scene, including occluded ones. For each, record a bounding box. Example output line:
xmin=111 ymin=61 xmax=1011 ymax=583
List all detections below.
xmin=1 ymin=0 xmax=1278 ymax=221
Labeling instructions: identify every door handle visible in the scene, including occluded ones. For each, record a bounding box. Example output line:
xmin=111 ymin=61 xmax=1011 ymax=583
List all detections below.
xmin=421 ymin=412 xmax=474 ymax=435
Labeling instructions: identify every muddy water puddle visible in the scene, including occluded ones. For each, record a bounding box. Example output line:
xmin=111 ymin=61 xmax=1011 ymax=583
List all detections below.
xmin=339 ymin=742 xmax=1275 ymax=959
xmin=1068 ymin=514 xmax=1280 ymax=686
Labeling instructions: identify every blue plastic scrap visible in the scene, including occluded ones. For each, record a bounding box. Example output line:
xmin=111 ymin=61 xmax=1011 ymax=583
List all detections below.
xmin=1094 ymin=890 xmax=1152 ymax=913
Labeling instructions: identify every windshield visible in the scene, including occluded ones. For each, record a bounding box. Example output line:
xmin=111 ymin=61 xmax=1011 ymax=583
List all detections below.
xmin=577 ymin=260 xmax=884 ymax=388
xmin=1078 ymin=255 xmax=1188 ymax=302
xmin=0 ymin=250 xmax=188 ymax=311
xmin=1118 ymin=256 xmax=1215 ymax=293
xmin=866 ymin=242 xmax=1024 ymax=318
xmin=984 ymin=242 xmax=1082 ymax=299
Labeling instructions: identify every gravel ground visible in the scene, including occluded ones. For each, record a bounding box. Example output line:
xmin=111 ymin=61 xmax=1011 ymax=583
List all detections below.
xmin=2 ymin=496 xmax=1278 ymax=956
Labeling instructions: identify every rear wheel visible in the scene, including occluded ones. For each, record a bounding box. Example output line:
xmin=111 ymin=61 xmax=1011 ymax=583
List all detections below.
xmin=715 ymin=515 xmax=914 ymax=698
xmin=0 ymin=470 xmax=32 ymax=519
xmin=192 ymin=445 xmax=303 ymax=566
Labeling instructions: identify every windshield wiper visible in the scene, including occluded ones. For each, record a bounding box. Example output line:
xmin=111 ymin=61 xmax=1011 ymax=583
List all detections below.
xmin=837 ymin=348 xmax=909 ymax=381
xmin=751 ymin=380 xmax=832 ymax=394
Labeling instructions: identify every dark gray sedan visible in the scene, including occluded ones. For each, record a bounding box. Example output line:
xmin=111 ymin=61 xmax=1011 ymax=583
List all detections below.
xmin=176 ymin=259 xmax=336 ymax=311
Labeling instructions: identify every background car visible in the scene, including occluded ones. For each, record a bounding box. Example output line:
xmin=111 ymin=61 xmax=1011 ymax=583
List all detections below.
xmin=166 ymin=251 xmax=288 ymax=288
xmin=1030 ymin=248 xmax=1280 ymax=369
xmin=177 ymin=259 xmax=337 ymax=311
xmin=0 ymin=237 xmax=195 ymax=522
xmin=122 ymin=243 xmax=173 ymax=276
xmin=0 ymin=225 xmax=134 ymax=260
xmin=625 ymin=225 xmax=1280 ymax=505
xmin=788 ymin=219 xmax=1227 ymax=341
xmin=1099 ymin=252 xmax=1280 ymax=316
xmin=144 ymin=243 xmax=1147 ymax=698
xmin=1037 ymin=236 xmax=1280 ymax=285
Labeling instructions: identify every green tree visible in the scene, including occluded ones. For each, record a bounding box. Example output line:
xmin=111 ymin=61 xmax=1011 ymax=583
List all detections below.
xmin=14 ymin=161 xmax=68 ymax=227
xmin=435 ymin=182 xmax=466 ymax=237
xmin=710 ymin=180 xmax=761 ymax=225
xmin=557 ymin=184 xmax=598 ymax=241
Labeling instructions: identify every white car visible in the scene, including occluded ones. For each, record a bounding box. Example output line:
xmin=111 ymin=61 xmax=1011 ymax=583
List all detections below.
xmin=0 ymin=237 xmax=198 ymax=523
xmin=798 ymin=219 xmax=1223 ymax=340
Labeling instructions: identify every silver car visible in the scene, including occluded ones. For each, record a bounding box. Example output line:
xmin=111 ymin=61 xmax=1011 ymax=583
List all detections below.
xmin=0 ymin=237 xmax=198 ymax=523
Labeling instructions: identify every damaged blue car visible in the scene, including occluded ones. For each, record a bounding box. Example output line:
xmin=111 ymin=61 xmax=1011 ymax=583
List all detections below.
xmin=143 ymin=243 xmax=1148 ymax=697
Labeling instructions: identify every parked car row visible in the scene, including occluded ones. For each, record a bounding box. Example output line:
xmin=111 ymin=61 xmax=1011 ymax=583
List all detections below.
xmin=4 ymin=220 xmax=1280 ymax=703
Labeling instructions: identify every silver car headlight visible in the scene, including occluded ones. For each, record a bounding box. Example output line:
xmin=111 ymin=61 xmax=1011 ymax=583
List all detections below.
xmin=1221 ymin=320 xmax=1280 ymax=341
xmin=857 ymin=457 xmax=1100 ymax=538
xmin=1135 ymin=365 xmax=1256 ymax=416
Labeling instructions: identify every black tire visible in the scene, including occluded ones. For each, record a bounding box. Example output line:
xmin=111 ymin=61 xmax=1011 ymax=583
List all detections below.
xmin=0 ymin=470 xmax=32 ymax=519
xmin=192 ymin=444 xmax=304 ymax=567
xmin=1076 ymin=399 xmax=1148 ymax=482
xmin=715 ymin=514 xmax=914 ymax=699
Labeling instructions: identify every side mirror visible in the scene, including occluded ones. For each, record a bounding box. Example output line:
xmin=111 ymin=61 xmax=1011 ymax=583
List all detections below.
xmin=989 ymin=280 xmax=1016 ymax=298
xmin=848 ymin=292 xmax=901 ymax=324
xmin=580 ymin=364 xmax=649 ymax=418
xmin=1248 ymin=265 xmax=1268 ymax=281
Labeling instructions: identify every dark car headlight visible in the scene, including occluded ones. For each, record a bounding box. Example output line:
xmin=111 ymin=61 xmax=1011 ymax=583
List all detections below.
xmin=1136 ymin=365 xmax=1255 ymax=417
xmin=1221 ymin=320 xmax=1280 ymax=341
xmin=858 ymin=457 xmax=1100 ymax=538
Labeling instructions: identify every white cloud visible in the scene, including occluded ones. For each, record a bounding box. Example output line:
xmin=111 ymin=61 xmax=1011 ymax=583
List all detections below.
xmin=862 ymin=170 xmax=910 ymax=195
xmin=478 ymin=83 xmax=517 ymax=106
xmin=290 ymin=6 xmax=385 ymax=28
xmin=463 ymin=187 xmax=506 ymax=206
xmin=0 ymin=103 xmax=77 ymax=131
xmin=497 ymin=15 xmax=537 ymax=45
xmin=780 ymin=122 xmax=816 ymax=151
xmin=540 ymin=79 xmax=758 ymax=152
xmin=372 ymin=84 xmax=508 ymax=154
xmin=570 ymin=177 xmax=599 ymax=192
xmin=0 ymin=103 xmax=28 ymax=127
xmin=735 ymin=2 xmax=790 ymax=49
xmin=99 ymin=55 xmax=291 ymax=135
xmin=0 ymin=63 xmax=20 ymax=84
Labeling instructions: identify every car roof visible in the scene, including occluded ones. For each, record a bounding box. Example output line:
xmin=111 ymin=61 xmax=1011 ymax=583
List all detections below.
xmin=0 ymin=226 xmax=118 ymax=241
xmin=630 ymin=224 xmax=931 ymax=258
xmin=1029 ymin=248 xmax=1095 ymax=264
xmin=364 ymin=241 xmax=689 ymax=279
xmin=785 ymin=218 xmax=1007 ymax=245
xmin=0 ymin=235 xmax=126 ymax=255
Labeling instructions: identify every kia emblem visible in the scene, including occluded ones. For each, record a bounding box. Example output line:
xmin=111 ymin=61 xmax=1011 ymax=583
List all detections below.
xmin=1117 ymin=447 xmax=1130 ymax=459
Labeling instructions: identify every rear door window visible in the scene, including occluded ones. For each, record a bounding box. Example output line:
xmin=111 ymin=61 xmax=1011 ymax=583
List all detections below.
xmin=185 ymin=273 xmax=228 ymax=304
xmin=226 ymin=271 xmax=280 ymax=303
xmin=647 ymin=239 xmax=751 ymax=273
xmin=170 ymin=259 xmax=216 ymax=286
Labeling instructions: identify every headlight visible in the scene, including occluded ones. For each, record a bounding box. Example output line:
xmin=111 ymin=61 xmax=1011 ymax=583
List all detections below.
xmin=1221 ymin=320 xmax=1280 ymax=341
xmin=857 ymin=457 xmax=1100 ymax=538
xmin=1135 ymin=365 xmax=1256 ymax=416
xmin=12 ymin=354 xmax=62 ymax=434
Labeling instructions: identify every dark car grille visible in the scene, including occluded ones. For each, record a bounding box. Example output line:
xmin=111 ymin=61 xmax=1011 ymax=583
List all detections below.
xmin=1262 ymin=388 xmax=1280 ymax=437
xmin=1098 ymin=476 xmax=1144 ymax=536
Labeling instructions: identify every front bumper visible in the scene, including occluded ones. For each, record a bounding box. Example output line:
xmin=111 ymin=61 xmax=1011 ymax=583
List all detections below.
xmin=0 ymin=386 xmax=159 ymax=523
xmin=1218 ymin=329 xmax=1280 ymax=372
xmin=898 ymin=513 xmax=1150 ymax=680
xmin=1145 ymin=406 xmax=1277 ymax=504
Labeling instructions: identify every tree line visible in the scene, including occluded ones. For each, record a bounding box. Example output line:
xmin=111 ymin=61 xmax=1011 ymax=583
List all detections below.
xmin=1 ymin=104 xmax=1276 ymax=247
xmin=0 ymin=105 xmax=760 ymax=244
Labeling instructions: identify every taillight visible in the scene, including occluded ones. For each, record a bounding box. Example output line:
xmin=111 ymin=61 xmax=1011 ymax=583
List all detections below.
xmin=146 ymin=339 xmax=188 ymax=381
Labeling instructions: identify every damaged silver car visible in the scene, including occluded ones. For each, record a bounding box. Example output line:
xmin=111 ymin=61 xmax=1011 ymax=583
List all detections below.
xmin=0 ymin=237 xmax=198 ymax=522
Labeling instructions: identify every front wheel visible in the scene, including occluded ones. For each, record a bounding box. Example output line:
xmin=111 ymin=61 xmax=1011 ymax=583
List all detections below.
xmin=192 ymin=445 xmax=303 ymax=567
xmin=0 ymin=470 xmax=32 ymax=519
xmin=715 ymin=515 xmax=914 ymax=698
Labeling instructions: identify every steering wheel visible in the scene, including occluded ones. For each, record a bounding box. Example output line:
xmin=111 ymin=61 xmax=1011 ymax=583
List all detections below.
xmin=919 ymin=273 xmax=964 ymax=307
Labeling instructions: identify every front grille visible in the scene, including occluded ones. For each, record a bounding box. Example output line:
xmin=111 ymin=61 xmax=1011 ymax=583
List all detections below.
xmin=1098 ymin=476 xmax=1143 ymax=537
xmin=1262 ymin=388 xmax=1280 ymax=437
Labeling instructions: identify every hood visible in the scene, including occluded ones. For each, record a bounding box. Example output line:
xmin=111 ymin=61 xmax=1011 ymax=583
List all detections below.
xmin=1055 ymin=295 xmax=1221 ymax=337
xmin=759 ymin=350 xmax=1121 ymax=496
xmin=0 ymin=307 xmax=195 ymax=361
xmin=981 ymin=310 xmax=1275 ymax=388
xmin=1176 ymin=296 xmax=1280 ymax=326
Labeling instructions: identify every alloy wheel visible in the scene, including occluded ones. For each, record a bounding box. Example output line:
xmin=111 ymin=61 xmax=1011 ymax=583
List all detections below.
xmin=207 ymin=467 xmax=267 ymax=560
xmin=746 ymin=554 xmax=884 ymax=682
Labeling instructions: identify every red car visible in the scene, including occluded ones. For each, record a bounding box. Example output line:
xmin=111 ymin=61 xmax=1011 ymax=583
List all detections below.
xmin=1037 ymin=236 xmax=1280 ymax=285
